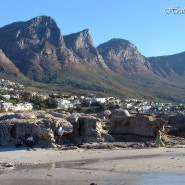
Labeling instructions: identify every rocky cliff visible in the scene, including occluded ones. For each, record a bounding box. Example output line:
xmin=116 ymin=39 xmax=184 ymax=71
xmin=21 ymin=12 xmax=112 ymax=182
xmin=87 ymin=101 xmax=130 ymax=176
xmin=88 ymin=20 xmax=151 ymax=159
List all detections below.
xmin=97 ymin=38 xmax=152 ymax=74
xmin=0 ymin=111 xmax=113 ymax=147
xmin=64 ymin=29 xmax=108 ymax=69
xmin=0 ymin=16 xmax=77 ymax=81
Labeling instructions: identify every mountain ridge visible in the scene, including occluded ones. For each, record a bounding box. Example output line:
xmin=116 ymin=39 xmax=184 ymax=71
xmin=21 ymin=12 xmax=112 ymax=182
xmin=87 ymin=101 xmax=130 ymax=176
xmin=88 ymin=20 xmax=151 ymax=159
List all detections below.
xmin=0 ymin=15 xmax=185 ymax=103
xmin=97 ymin=38 xmax=152 ymax=74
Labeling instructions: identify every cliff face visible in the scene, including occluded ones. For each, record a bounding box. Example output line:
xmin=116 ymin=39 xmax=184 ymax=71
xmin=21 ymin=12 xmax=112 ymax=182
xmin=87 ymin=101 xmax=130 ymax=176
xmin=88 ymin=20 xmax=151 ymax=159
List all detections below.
xmin=64 ymin=29 xmax=108 ymax=69
xmin=0 ymin=16 xmax=155 ymax=78
xmin=97 ymin=39 xmax=152 ymax=74
xmin=0 ymin=16 xmax=77 ymax=81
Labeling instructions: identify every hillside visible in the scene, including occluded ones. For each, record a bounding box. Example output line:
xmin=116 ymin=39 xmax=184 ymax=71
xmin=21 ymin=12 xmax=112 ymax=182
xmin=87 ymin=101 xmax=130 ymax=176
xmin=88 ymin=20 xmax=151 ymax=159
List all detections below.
xmin=0 ymin=16 xmax=185 ymax=103
xmin=149 ymin=52 xmax=185 ymax=85
xmin=0 ymin=49 xmax=26 ymax=82
xmin=97 ymin=38 xmax=151 ymax=74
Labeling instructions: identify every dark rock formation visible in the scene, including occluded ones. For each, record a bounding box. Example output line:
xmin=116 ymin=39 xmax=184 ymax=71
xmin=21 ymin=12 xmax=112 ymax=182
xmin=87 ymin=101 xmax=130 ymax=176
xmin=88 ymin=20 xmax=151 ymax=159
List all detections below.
xmin=162 ymin=114 xmax=185 ymax=136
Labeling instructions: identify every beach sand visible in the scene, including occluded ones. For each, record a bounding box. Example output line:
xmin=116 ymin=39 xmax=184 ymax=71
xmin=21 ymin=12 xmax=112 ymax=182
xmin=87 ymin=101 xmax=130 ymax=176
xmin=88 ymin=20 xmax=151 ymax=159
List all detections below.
xmin=1 ymin=146 xmax=185 ymax=185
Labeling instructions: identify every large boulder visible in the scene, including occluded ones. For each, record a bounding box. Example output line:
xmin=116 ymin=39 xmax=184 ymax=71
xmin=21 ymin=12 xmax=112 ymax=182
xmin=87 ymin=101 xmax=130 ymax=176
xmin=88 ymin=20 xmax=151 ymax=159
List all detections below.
xmin=48 ymin=111 xmax=71 ymax=119
xmin=109 ymin=115 xmax=167 ymax=137
xmin=0 ymin=111 xmax=115 ymax=147
xmin=97 ymin=110 xmax=112 ymax=119
xmin=110 ymin=109 xmax=130 ymax=119
xmin=0 ymin=111 xmax=72 ymax=147
xmin=162 ymin=114 xmax=185 ymax=135
xmin=68 ymin=114 xmax=114 ymax=143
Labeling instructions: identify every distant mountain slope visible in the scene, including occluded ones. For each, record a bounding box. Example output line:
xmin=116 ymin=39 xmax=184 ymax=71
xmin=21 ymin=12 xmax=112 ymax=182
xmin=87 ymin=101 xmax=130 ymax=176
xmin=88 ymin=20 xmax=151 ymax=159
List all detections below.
xmin=97 ymin=38 xmax=152 ymax=74
xmin=149 ymin=52 xmax=185 ymax=78
xmin=0 ymin=15 xmax=185 ymax=103
xmin=0 ymin=49 xmax=19 ymax=74
xmin=0 ymin=49 xmax=26 ymax=81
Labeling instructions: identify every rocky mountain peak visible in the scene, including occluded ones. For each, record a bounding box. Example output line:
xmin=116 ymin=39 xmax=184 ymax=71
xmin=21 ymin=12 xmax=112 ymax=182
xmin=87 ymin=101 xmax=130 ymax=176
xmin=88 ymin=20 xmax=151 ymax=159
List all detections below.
xmin=0 ymin=16 xmax=65 ymax=50
xmin=64 ymin=29 xmax=94 ymax=51
xmin=29 ymin=15 xmax=57 ymax=26
xmin=99 ymin=38 xmax=133 ymax=50
xmin=64 ymin=29 xmax=108 ymax=68
xmin=0 ymin=16 xmax=77 ymax=81
xmin=97 ymin=38 xmax=151 ymax=73
xmin=26 ymin=15 xmax=65 ymax=48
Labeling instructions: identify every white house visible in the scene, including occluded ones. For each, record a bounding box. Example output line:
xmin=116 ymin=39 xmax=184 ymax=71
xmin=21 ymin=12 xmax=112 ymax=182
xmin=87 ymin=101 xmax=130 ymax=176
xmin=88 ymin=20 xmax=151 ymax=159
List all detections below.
xmin=107 ymin=97 xmax=121 ymax=105
xmin=92 ymin=97 xmax=106 ymax=104
xmin=120 ymin=102 xmax=133 ymax=109
xmin=2 ymin=95 xmax=10 ymax=100
xmin=2 ymin=102 xmax=14 ymax=111
xmin=23 ymin=103 xmax=33 ymax=111
xmin=55 ymin=99 xmax=73 ymax=109
xmin=1 ymin=102 xmax=33 ymax=112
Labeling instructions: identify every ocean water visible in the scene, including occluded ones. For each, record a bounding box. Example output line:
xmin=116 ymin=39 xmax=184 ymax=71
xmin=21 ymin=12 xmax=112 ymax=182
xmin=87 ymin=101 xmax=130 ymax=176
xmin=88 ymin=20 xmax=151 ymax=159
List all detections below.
xmin=139 ymin=173 xmax=185 ymax=185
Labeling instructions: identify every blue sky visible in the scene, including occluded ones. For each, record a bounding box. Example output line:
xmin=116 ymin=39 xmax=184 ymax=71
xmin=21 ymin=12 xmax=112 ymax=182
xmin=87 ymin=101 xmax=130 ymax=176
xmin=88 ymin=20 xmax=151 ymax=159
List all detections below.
xmin=1 ymin=0 xmax=185 ymax=57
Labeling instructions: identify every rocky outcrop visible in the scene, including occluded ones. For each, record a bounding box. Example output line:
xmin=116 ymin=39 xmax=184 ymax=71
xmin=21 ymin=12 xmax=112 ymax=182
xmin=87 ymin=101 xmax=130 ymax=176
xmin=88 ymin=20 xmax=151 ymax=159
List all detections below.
xmin=162 ymin=114 xmax=185 ymax=136
xmin=0 ymin=111 xmax=72 ymax=147
xmin=109 ymin=115 xmax=167 ymax=137
xmin=0 ymin=111 xmax=114 ymax=147
xmin=64 ymin=29 xmax=108 ymax=69
xmin=68 ymin=114 xmax=114 ymax=143
xmin=0 ymin=16 xmax=77 ymax=81
xmin=110 ymin=109 xmax=130 ymax=119
xmin=97 ymin=38 xmax=152 ymax=74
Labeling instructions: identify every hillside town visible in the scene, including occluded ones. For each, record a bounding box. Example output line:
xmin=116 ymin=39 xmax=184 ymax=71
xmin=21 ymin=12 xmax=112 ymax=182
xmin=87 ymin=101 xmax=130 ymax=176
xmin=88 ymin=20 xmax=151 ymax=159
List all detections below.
xmin=0 ymin=78 xmax=185 ymax=116
xmin=0 ymin=77 xmax=185 ymax=150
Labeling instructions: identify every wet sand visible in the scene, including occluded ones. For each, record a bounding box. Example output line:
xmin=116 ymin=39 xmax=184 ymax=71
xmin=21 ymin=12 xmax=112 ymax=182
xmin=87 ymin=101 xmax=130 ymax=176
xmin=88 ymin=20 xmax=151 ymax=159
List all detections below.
xmin=1 ymin=147 xmax=185 ymax=185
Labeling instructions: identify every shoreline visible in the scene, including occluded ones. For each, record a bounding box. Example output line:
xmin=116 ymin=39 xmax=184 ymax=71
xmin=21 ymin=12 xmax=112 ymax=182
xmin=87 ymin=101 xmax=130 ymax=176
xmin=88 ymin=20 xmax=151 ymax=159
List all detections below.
xmin=1 ymin=146 xmax=185 ymax=184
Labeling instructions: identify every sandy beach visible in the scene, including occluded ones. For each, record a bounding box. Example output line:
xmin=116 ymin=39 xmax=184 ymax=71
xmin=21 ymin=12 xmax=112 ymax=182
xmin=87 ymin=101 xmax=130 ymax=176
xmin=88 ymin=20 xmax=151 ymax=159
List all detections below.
xmin=1 ymin=146 xmax=185 ymax=185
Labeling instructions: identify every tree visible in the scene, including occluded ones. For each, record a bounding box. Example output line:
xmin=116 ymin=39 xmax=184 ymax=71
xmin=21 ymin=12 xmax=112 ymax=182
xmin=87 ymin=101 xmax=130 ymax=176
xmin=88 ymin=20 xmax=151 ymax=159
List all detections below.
xmin=44 ymin=98 xmax=57 ymax=109
xmin=20 ymin=92 xmax=32 ymax=102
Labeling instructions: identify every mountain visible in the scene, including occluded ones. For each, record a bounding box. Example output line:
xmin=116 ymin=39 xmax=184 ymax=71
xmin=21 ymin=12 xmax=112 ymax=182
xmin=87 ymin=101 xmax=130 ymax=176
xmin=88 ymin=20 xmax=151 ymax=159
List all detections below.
xmin=0 ymin=15 xmax=185 ymax=103
xmin=64 ymin=29 xmax=108 ymax=69
xmin=0 ymin=49 xmax=19 ymax=74
xmin=0 ymin=49 xmax=26 ymax=81
xmin=149 ymin=52 xmax=185 ymax=83
xmin=97 ymin=38 xmax=151 ymax=74
xmin=0 ymin=16 xmax=77 ymax=82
